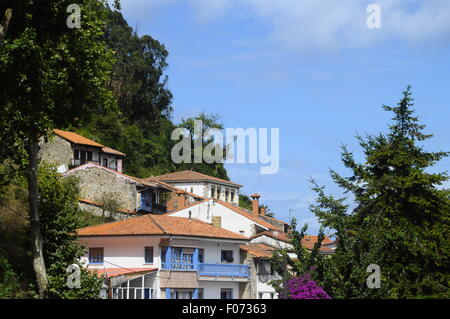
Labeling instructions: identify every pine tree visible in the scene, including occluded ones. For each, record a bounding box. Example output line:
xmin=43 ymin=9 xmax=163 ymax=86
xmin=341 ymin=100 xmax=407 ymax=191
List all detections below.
xmin=311 ymin=86 xmax=450 ymax=298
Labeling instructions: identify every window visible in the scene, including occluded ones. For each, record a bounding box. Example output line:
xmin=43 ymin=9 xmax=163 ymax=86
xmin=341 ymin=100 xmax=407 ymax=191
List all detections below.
xmin=144 ymin=247 xmax=153 ymax=264
xmin=216 ymin=187 xmax=221 ymax=198
xmin=172 ymin=248 xmax=194 ymax=269
xmin=87 ymin=151 xmax=93 ymax=161
xmin=221 ymin=250 xmax=234 ymax=263
xmin=231 ymin=191 xmax=235 ymax=202
xmin=198 ymin=249 xmax=204 ymax=263
xmin=102 ymin=158 xmax=108 ymax=167
xmin=74 ymin=150 xmax=80 ymax=160
xmin=210 ymin=186 xmax=215 ymax=198
xmin=220 ymin=289 xmax=233 ymax=299
xmin=89 ymin=248 xmax=104 ymax=264
xmin=172 ymin=290 xmax=193 ymax=299
xmin=258 ymin=293 xmax=263 ymax=299
xmin=80 ymin=150 xmax=86 ymax=163
xmin=257 ymin=262 xmax=272 ymax=275
xmin=239 ymin=230 xmax=245 ymax=235
xmin=225 ymin=189 xmax=229 ymax=201
xmin=270 ymin=293 xmax=275 ymax=299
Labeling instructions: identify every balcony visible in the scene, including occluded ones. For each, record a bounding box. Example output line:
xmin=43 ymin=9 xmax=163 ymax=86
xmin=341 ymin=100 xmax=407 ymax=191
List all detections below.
xmin=161 ymin=262 xmax=249 ymax=279
xmin=198 ymin=263 xmax=249 ymax=278
xmin=138 ymin=200 xmax=167 ymax=214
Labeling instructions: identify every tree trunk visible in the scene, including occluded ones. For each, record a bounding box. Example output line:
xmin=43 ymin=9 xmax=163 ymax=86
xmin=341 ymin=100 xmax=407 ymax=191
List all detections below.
xmin=0 ymin=8 xmax=13 ymax=41
xmin=26 ymin=142 xmax=48 ymax=298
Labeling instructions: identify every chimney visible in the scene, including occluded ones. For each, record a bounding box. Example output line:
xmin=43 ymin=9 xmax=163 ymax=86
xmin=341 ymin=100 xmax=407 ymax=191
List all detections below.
xmin=250 ymin=193 xmax=260 ymax=218
xmin=260 ymin=206 xmax=266 ymax=216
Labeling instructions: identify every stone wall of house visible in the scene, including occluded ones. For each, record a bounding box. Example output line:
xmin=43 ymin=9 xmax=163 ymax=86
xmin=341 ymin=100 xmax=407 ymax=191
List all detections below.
xmin=38 ymin=135 xmax=73 ymax=171
xmin=78 ymin=202 xmax=132 ymax=221
xmin=257 ymin=215 xmax=286 ymax=231
xmin=239 ymin=250 xmax=257 ymax=299
xmin=69 ymin=166 xmax=138 ymax=211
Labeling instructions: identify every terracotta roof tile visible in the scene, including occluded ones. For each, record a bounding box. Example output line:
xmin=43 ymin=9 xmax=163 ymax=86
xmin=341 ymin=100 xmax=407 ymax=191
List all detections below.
xmin=89 ymin=268 xmax=157 ymax=278
xmin=53 ymin=129 xmax=104 ymax=147
xmin=144 ymin=170 xmax=242 ymax=187
xmin=101 ymin=146 xmax=126 ymax=157
xmin=251 ymin=231 xmax=334 ymax=252
xmin=77 ymin=214 xmax=249 ymax=240
xmin=240 ymin=243 xmax=275 ymax=258
xmin=165 ymin=199 xmax=277 ymax=231
xmin=214 ymin=199 xmax=278 ymax=230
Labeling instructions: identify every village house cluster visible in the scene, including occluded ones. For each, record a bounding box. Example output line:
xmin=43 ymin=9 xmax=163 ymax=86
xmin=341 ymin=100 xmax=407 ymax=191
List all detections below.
xmin=39 ymin=129 xmax=336 ymax=299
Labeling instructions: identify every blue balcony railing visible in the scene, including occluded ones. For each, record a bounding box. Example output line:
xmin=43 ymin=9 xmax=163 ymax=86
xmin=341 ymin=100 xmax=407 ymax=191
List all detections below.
xmin=161 ymin=262 xmax=249 ymax=278
xmin=198 ymin=263 xmax=249 ymax=278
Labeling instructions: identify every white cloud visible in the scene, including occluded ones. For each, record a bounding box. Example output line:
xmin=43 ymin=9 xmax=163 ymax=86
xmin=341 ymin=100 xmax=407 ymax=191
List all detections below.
xmin=175 ymin=0 xmax=450 ymax=53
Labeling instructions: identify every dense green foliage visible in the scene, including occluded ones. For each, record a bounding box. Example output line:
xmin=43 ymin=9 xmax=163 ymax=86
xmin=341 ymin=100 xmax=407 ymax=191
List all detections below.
xmin=0 ymin=0 xmax=115 ymax=163
xmin=275 ymin=87 xmax=450 ymax=298
xmin=0 ymin=165 xmax=103 ymax=298
xmin=38 ymin=165 xmax=103 ymax=298
xmin=74 ymin=9 xmax=229 ymax=180
xmin=270 ymin=219 xmax=330 ymax=298
xmin=0 ymin=0 xmax=118 ymax=297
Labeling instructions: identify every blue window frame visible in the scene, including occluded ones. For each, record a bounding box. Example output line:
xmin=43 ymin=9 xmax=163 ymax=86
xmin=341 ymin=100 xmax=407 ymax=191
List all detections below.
xmin=172 ymin=248 xmax=194 ymax=269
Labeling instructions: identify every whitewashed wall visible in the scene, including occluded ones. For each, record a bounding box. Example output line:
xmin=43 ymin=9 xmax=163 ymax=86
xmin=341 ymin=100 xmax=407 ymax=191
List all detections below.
xmin=79 ymin=236 xmax=161 ymax=269
xmin=170 ymin=199 xmax=269 ymax=237
xmin=199 ymin=281 xmax=240 ymax=299
xmin=250 ymin=235 xmax=292 ymax=250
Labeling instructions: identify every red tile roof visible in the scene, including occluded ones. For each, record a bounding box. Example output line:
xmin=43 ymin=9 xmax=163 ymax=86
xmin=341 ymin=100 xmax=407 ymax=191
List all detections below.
xmin=251 ymin=230 xmax=290 ymax=242
xmin=251 ymin=231 xmax=334 ymax=252
xmin=53 ymin=129 xmax=126 ymax=156
xmin=77 ymin=214 xmax=249 ymax=241
xmin=214 ymin=199 xmax=278 ymax=230
xmin=53 ymin=129 xmax=104 ymax=148
xmin=240 ymin=243 xmax=275 ymax=258
xmin=144 ymin=170 xmax=242 ymax=187
xmin=89 ymin=267 xmax=157 ymax=278
xmin=101 ymin=146 xmax=126 ymax=157
xmin=165 ymin=198 xmax=278 ymax=231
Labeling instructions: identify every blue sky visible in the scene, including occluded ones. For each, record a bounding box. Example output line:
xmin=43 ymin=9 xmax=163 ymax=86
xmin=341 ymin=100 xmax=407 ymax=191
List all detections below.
xmin=119 ymin=0 xmax=450 ymax=234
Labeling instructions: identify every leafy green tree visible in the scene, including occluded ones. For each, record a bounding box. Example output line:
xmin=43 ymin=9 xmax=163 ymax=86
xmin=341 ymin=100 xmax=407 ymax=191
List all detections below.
xmin=0 ymin=0 xmax=117 ymax=297
xmin=310 ymin=86 xmax=449 ymax=298
xmin=239 ymin=194 xmax=253 ymax=210
xmin=38 ymin=165 xmax=102 ymax=299
xmin=270 ymin=218 xmax=331 ymax=298
xmin=0 ymin=250 xmax=25 ymax=299
xmin=176 ymin=113 xmax=229 ymax=180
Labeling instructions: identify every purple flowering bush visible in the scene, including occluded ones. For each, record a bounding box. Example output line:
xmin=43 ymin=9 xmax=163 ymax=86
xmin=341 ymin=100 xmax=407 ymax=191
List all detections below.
xmin=287 ymin=273 xmax=332 ymax=299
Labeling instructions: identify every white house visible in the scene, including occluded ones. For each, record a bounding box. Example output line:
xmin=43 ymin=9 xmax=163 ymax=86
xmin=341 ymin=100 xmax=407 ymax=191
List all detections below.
xmin=39 ymin=129 xmax=126 ymax=173
xmin=166 ymin=198 xmax=279 ymax=238
xmin=77 ymin=214 xmax=251 ymax=299
xmin=144 ymin=170 xmax=242 ymax=205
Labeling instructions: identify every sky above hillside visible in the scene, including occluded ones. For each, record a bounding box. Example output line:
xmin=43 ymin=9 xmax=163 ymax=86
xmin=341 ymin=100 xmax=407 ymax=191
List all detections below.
xmin=119 ymin=0 xmax=450 ymax=235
